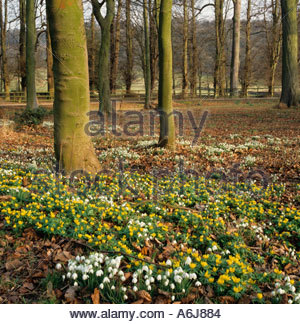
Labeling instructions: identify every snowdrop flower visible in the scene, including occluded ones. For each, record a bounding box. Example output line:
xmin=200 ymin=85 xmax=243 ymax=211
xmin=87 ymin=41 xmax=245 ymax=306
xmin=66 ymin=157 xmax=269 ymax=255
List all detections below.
xmin=96 ymin=270 xmax=103 ymax=277
xmin=99 ymin=283 xmax=104 ymax=289
xmin=124 ymin=295 xmax=128 ymax=300
xmin=111 ymin=285 xmax=115 ymax=290
xmin=74 ymin=281 xmax=78 ymax=287
xmin=271 ymin=291 xmax=276 ymax=296
xmin=290 ymin=286 xmax=296 ymax=293
xmin=56 ymin=263 xmax=62 ymax=270
xmin=288 ymin=299 xmax=293 ymax=304
xmin=67 ymin=272 xmax=71 ymax=278
xmin=142 ymin=266 xmax=149 ymax=273
xmin=195 ymin=281 xmax=202 ymax=287
xmin=212 ymin=245 xmax=218 ymax=251
xmin=277 ymin=288 xmax=285 ymax=295
xmin=145 ymin=279 xmax=150 ymax=286
xmin=190 ymin=273 xmax=197 ymax=280
xmin=157 ymin=275 xmax=162 ymax=281
xmin=185 ymin=256 xmax=192 ymax=265
xmin=132 ymin=277 xmax=138 ymax=284
xmin=147 ymin=285 xmax=151 ymax=291
xmin=174 ymin=275 xmax=182 ymax=284
xmin=82 ymin=274 xmax=89 ymax=280
xmin=150 ymin=277 xmax=155 ymax=283
xmin=166 ymin=260 xmax=172 ymax=266
xmin=122 ymin=287 xmax=127 ymax=292
xmin=62 ymin=275 xmax=65 ymax=281
xmin=207 ymin=248 xmax=212 ymax=253
xmin=72 ymin=273 xmax=78 ymax=280
xmin=121 ymin=276 xmax=126 ymax=282
xmin=103 ymin=277 xmax=110 ymax=283
xmin=108 ymin=267 xmax=112 ymax=272
xmin=164 ymin=279 xmax=169 ymax=286
xmin=171 ymin=296 xmax=175 ymax=302
xmin=76 ymin=256 xmax=80 ymax=262
xmin=170 ymin=283 xmax=175 ymax=290
xmin=133 ymin=286 xmax=138 ymax=292
xmin=118 ymin=271 xmax=124 ymax=276
xmin=182 ymin=288 xmax=185 ymax=293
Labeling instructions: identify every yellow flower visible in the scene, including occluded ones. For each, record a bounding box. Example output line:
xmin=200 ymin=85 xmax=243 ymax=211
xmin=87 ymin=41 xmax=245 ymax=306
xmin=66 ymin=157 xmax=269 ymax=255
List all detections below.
xmin=189 ymin=263 xmax=196 ymax=269
xmin=257 ymin=293 xmax=263 ymax=300
xmin=233 ymin=286 xmax=242 ymax=293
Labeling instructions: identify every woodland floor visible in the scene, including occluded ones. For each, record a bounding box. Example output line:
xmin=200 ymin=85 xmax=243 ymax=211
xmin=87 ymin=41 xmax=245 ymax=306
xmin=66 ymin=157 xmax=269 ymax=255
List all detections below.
xmin=0 ymin=99 xmax=299 ymax=304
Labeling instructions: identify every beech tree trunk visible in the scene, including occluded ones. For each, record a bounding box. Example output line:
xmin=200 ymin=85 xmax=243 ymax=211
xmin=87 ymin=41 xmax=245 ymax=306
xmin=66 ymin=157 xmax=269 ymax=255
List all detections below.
xmin=46 ymin=16 xmax=54 ymax=98
xmin=143 ymin=0 xmax=151 ymax=108
xmin=0 ymin=0 xmax=9 ymax=100
xmin=26 ymin=0 xmax=38 ymax=109
xmin=125 ymin=0 xmax=133 ymax=94
xmin=182 ymin=0 xmax=188 ymax=98
xmin=92 ymin=0 xmax=115 ymax=114
xmin=230 ymin=0 xmax=241 ymax=97
xmin=46 ymin=0 xmax=100 ymax=174
xmin=110 ymin=0 xmax=121 ymax=94
xmin=280 ymin=0 xmax=299 ymax=107
xmin=158 ymin=0 xmax=175 ymax=149
xmin=19 ymin=0 xmax=26 ymax=93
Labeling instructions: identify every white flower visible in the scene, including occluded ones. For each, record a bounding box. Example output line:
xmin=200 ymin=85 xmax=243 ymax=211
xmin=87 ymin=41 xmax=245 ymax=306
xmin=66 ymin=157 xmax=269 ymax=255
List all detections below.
xmin=277 ymin=288 xmax=285 ymax=295
xmin=122 ymin=287 xmax=127 ymax=292
xmin=118 ymin=271 xmax=124 ymax=276
xmin=145 ymin=279 xmax=150 ymax=286
xmin=56 ymin=263 xmax=62 ymax=270
xmin=150 ymin=277 xmax=155 ymax=283
xmin=171 ymin=296 xmax=175 ymax=301
xmin=133 ymin=286 xmax=138 ymax=292
xmin=82 ymin=274 xmax=89 ymax=280
xmin=290 ymin=286 xmax=296 ymax=293
xmin=157 ymin=275 xmax=162 ymax=281
xmin=147 ymin=285 xmax=152 ymax=291
xmin=72 ymin=273 xmax=78 ymax=280
xmin=121 ymin=276 xmax=126 ymax=282
xmin=132 ymin=277 xmax=138 ymax=284
xmin=164 ymin=279 xmax=169 ymax=286
xmin=96 ymin=270 xmax=103 ymax=277
xmin=111 ymin=285 xmax=115 ymax=290
xmin=288 ymin=299 xmax=293 ymax=304
xmin=103 ymin=277 xmax=110 ymax=283
xmin=142 ymin=266 xmax=149 ymax=273
xmin=67 ymin=272 xmax=71 ymax=278
xmin=195 ymin=281 xmax=201 ymax=287
xmin=74 ymin=281 xmax=78 ymax=287
xmin=99 ymin=283 xmax=104 ymax=289
xmin=170 ymin=283 xmax=175 ymax=290
xmin=189 ymin=273 xmax=197 ymax=280
xmin=166 ymin=260 xmax=172 ymax=266
xmin=182 ymin=288 xmax=185 ymax=293
xmin=124 ymin=295 xmax=128 ymax=300
xmin=185 ymin=256 xmax=192 ymax=265
xmin=174 ymin=275 xmax=182 ymax=284
xmin=62 ymin=275 xmax=65 ymax=281
xmin=76 ymin=256 xmax=80 ymax=262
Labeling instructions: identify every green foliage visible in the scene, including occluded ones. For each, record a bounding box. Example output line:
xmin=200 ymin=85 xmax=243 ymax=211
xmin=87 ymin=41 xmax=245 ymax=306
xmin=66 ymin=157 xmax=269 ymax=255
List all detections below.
xmin=14 ymin=107 xmax=48 ymax=126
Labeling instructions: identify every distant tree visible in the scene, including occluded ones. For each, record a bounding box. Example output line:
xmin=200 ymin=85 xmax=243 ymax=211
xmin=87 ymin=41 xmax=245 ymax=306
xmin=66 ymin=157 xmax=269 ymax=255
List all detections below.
xmin=182 ymin=0 xmax=188 ymax=98
xmin=125 ymin=0 xmax=133 ymax=94
xmin=91 ymin=0 xmax=115 ymax=114
xmin=19 ymin=0 xmax=26 ymax=93
xmin=143 ymin=0 xmax=151 ymax=108
xmin=26 ymin=0 xmax=38 ymax=109
xmin=158 ymin=0 xmax=175 ymax=149
xmin=230 ymin=0 xmax=241 ymax=97
xmin=110 ymin=0 xmax=122 ymax=94
xmin=0 ymin=0 xmax=9 ymax=100
xmin=46 ymin=0 xmax=100 ymax=174
xmin=280 ymin=0 xmax=299 ymax=107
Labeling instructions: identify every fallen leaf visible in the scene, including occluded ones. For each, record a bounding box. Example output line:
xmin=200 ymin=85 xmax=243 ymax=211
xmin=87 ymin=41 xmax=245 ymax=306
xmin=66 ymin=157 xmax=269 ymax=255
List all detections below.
xmin=137 ymin=290 xmax=152 ymax=303
xmin=91 ymin=288 xmax=100 ymax=304
xmin=65 ymin=286 xmax=77 ymax=303
xmin=5 ymin=259 xmax=23 ymax=270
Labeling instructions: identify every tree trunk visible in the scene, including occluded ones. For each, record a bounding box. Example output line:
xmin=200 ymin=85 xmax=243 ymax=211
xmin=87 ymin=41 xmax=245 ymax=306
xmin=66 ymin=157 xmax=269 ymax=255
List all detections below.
xmin=0 ymin=0 xmax=9 ymax=100
xmin=46 ymin=16 xmax=54 ymax=98
xmin=110 ymin=0 xmax=121 ymax=94
xmin=214 ymin=0 xmax=226 ymax=97
xmin=230 ymin=0 xmax=241 ymax=97
xmin=150 ymin=0 xmax=159 ymax=92
xmin=190 ymin=0 xmax=198 ymax=97
xmin=158 ymin=0 xmax=175 ymax=149
xmin=90 ymin=13 xmax=96 ymax=91
xmin=92 ymin=0 xmax=115 ymax=114
xmin=46 ymin=0 xmax=100 ymax=175
xmin=19 ymin=0 xmax=26 ymax=93
xmin=182 ymin=0 xmax=188 ymax=98
xmin=26 ymin=0 xmax=38 ymax=109
xmin=241 ymin=0 xmax=251 ymax=97
xmin=280 ymin=0 xmax=299 ymax=107
xmin=143 ymin=0 xmax=151 ymax=108
xmin=125 ymin=0 xmax=133 ymax=94
xmin=266 ymin=0 xmax=281 ymax=97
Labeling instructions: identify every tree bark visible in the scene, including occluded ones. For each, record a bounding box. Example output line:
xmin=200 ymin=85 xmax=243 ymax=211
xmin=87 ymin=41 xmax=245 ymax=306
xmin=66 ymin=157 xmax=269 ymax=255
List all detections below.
xmin=143 ymin=0 xmax=151 ymax=108
xmin=150 ymin=0 xmax=159 ymax=92
xmin=190 ymin=0 xmax=198 ymax=97
xmin=92 ymin=0 xmax=115 ymax=114
xmin=241 ymin=0 xmax=251 ymax=97
xmin=230 ymin=0 xmax=241 ymax=97
xmin=182 ymin=0 xmax=188 ymax=98
xmin=90 ymin=13 xmax=96 ymax=91
xmin=19 ymin=0 xmax=26 ymax=93
xmin=110 ymin=0 xmax=121 ymax=94
xmin=214 ymin=0 xmax=226 ymax=97
xmin=125 ymin=0 xmax=133 ymax=94
xmin=46 ymin=0 xmax=100 ymax=174
xmin=0 ymin=0 xmax=9 ymax=100
xmin=46 ymin=16 xmax=54 ymax=98
xmin=158 ymin=0 xmax=175 ymax=149
xmin=26 ymin=0 xmax=38 ymax=109
xmin=280 ymin=0 xmax=299 ymax=107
